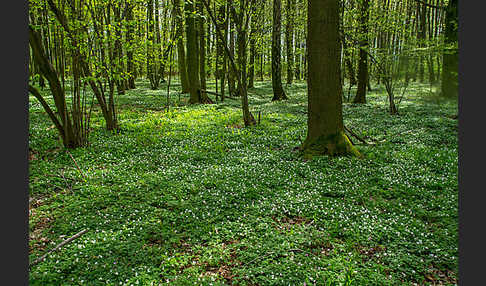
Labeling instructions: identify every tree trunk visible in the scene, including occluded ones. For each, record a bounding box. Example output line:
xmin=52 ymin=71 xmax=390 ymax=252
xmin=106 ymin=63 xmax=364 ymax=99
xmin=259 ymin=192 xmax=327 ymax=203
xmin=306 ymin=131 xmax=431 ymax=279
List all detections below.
xmin=248 ymin=3 xmax=257 ymax=89
xmin=236 ymin=5 xmax=254 ymax=126
xmin=113 ymin=2 xmax=125 ymax=95
xmin=353 ymin=0 xmax=369 ymax=103
xmin=198 ymin=0 xmax=207 ymax=93
xmin=126 ymin=1 xmax=136 ymax=89
xmin=228 ymin=17 xmax=236 ymax=97
xmin=285 ymin=0 xmax=295 ymax=85
xmin=342 ymin=37 xmax=357 ymax=87
xmin=271 ymin=0 xmax=287 ymax=101
xmin=147 ymin=0 xmax=156 ymax=89
xmin=440 ymin=0 xmax=458 ymax=97
xmin=301 ymin=0 xmax=360 ymax=158
xmin=174 ymin=0 xmax=189 ymax=93
xmin=197 ymin=0 xmax=211 ymax=103
xmin=185 ymin=0 xmax=201 ymax=103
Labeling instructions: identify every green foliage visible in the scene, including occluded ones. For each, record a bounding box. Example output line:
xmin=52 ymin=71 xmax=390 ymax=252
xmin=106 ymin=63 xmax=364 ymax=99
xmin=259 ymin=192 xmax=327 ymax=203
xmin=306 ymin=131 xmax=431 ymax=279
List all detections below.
xmin=29 ymin=80 xmax=457 ymax=285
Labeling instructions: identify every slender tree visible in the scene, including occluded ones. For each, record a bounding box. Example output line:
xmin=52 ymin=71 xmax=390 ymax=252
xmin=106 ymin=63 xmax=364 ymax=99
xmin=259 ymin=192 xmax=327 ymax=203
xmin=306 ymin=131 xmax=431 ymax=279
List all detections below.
xmin=198 ymin=0 xmax=207 ymax=93
xmin=285 ymin=0 xmax=295 ymax=85
xmin=126 ymin=0 xmax=136 ymax=89
xmin=174 ymin=0 xmax=190 ymax=93
xmin=247 ymin=2 xmax=257 ymax=89
xmin=185 ymin=0 xmax=201 ymax=103
xmin=353 ymin=0 xmax=370 ymax=103
xmin=228 ymin=13 xmax=236 ymax=97
xmin=271 ymin=0 xmax=287 ymax=101
xmin=440 ymin=0 xmax=458 ymax=98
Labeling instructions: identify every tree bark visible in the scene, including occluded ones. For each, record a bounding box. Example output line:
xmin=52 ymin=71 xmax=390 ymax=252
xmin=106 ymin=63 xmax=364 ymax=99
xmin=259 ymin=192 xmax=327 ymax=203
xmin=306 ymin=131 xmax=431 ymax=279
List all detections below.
xmin=440 ymin=0 xmax=457 ymax=97
xmin=185 ymin=0 xmax=201 ymax=103
xmin=301 ymin=0 xmax=360 ymax=158
xmin=354 ymin=0 xmax=370 ymax=103
xmin=174 ymin=0 xmax=190 ymax=93
xmin=248 ymin=3 xmax=257 ymax=89
xmin=228 ymin=16 xmax=236 ymax=97
xmin=126 ymin=1 xmax=136 ymax=89
xmin=271 ymin=0 xmax=287 ymax=101
xmin=285 ymin=0 xmax=295 ymax=85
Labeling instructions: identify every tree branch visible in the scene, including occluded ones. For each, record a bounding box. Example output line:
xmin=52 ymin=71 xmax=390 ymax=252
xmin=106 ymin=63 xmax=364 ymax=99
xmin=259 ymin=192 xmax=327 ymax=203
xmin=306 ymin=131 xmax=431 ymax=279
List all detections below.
xmin=29 ymin=229 xmax=88 ymax=268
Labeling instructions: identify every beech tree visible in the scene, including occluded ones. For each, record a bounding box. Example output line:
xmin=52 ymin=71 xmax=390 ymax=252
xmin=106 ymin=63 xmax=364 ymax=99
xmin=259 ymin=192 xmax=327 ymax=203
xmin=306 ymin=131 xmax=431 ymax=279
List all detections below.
xmin=285 ymin=0 xmax=295 ymax=85
xmin=271 ymin=0 xmax=287 ymax=101
xmin=185 ymin=0 xmax=201 ymax=103
xmin=301 ymin=0 xmax=360 ymax=158
xmin=174 ymin=0 xmax=190 ymax=93
xmin=353 ymin=0 xmax=370 ymax=103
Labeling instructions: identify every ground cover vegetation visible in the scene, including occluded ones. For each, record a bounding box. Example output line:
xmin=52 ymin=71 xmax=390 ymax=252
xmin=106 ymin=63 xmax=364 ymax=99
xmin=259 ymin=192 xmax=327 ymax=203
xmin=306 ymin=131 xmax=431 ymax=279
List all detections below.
xmin=29 ymin=80 xmax=458 ymax=285
xmin=28 ymin=0 xmax=458 ymax=284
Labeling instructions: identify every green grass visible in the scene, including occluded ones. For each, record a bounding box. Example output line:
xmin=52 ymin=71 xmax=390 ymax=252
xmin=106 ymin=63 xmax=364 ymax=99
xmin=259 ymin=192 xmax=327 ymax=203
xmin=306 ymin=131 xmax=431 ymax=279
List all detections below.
xmin=29 ymin=79 xmax=458 ymax=285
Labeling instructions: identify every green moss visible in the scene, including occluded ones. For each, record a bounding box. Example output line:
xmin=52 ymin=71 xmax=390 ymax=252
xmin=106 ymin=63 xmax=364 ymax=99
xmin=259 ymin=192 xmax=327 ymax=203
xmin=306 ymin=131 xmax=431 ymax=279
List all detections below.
xmin=301 ymin=131 xmax=362 ymax=159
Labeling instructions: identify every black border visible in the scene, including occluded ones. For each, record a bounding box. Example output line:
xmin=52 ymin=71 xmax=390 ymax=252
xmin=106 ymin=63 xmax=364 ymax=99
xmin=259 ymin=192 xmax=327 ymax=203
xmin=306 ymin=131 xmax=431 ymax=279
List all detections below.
xmin=2 ymin=0 xmax=29 ymax=285
xmin=457 ymin=0 xmax=481 ymax=285
xmin=4 ymin=0 xmax=477 ymax=285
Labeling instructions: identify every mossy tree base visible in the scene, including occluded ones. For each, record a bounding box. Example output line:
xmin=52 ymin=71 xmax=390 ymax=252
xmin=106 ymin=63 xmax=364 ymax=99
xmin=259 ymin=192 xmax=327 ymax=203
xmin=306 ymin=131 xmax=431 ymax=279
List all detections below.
xmin=301 ymin=131 xmax=362 ymax=159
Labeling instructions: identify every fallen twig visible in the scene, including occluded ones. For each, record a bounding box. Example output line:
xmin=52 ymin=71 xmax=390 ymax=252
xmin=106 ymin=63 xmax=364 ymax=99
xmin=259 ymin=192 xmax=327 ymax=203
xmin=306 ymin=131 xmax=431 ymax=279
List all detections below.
xmin=66 ymin=150 xmax=87 ymax=181
xmin=29 ymin=229 xmax=88 ymax=268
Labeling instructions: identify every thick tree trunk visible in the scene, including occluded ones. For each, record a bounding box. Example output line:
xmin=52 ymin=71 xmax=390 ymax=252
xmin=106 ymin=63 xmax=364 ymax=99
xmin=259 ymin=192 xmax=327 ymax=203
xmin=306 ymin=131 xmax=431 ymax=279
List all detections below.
xmin=271 ymin=0 xmax=287 ymax=101
xmin=301 ymin=0 xmax=360 ymax=158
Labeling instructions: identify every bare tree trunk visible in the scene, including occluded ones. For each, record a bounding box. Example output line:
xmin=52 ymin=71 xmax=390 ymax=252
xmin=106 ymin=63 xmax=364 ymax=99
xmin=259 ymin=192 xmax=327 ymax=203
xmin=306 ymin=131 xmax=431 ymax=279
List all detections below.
xmin=186 ymin=0 xmax=201 ymax=103
xmin=354 ymin=0 xmax=369 ymax=103
xmin=198 ymin=0 xmax=207 ymax=93
xmin=174 ymin=0 xmax=189 ymax=93
xmin=271 ymin=0 xmax=287 ymax=101
xmin=228 ymin=16 xmax=236 ymax=97
xmin=126 ymin=1 xmax=136 ymax=89
xmin=301 ymin=0 xmax=360 ymax=158
xmin=285 ymin=0 xmax=295 ymax=85
xmin=248 ymin=3 xmax=257 ymax=89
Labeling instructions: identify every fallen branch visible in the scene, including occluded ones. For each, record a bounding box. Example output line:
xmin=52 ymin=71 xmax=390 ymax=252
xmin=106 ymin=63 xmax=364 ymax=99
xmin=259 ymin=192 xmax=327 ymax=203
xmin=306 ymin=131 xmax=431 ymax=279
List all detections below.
xmin=29 ymin=229 xmax=88 ymax=268
xmin=66 ymin=150 xmax=87 ymax=181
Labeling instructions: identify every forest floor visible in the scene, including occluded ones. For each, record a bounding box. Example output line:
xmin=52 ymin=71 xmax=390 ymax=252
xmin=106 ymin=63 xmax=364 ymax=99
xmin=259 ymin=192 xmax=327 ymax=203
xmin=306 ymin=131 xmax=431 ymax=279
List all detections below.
xmin=29 ymin=79 xmax=458 ymax=285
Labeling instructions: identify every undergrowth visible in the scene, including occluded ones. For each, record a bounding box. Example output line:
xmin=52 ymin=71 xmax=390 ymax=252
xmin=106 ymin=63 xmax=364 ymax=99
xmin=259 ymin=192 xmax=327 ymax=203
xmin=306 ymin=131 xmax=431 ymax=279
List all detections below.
xmin=29 ymin=79 xmax=458 ymax=285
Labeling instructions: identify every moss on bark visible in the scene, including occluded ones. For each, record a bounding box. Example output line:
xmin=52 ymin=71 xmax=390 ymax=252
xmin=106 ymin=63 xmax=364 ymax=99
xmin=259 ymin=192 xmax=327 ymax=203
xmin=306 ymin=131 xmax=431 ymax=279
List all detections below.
xmin=301 ymin=131 xmax=362 ymax=159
